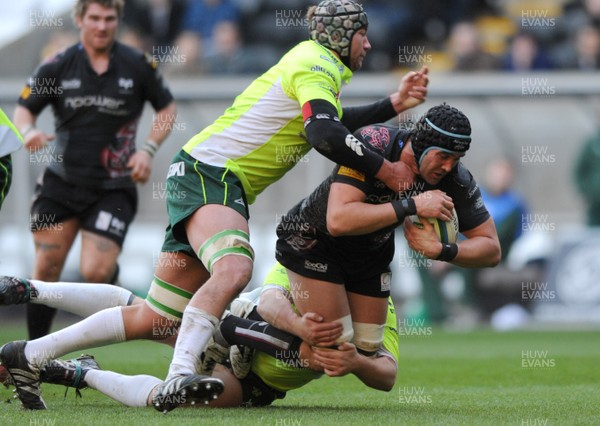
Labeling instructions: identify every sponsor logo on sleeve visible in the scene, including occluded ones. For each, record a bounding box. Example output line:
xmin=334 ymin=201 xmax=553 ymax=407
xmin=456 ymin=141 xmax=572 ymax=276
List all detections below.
xmin=345 ymin=134 xmax=364 ymax=156
xmin=337 ymin=166 xmax=365 ymax=182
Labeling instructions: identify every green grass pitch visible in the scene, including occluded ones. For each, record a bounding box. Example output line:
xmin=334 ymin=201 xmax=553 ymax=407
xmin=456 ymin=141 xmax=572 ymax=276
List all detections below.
xmin=1 ymin=324 xmax=599 ymax=425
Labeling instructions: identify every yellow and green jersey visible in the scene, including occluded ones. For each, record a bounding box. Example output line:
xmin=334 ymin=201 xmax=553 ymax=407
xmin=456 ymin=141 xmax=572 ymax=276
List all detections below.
xmin=183 ymin=41 xmax=353 ymax=204
xmin=250 ymin=262 xmax=399 ymax=392
xmin=0 ymin=108 xmax=23 ymax=158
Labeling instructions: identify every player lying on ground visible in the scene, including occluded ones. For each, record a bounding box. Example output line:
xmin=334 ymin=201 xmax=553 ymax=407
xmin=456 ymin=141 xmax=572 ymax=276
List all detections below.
xmin=272 ymin=103 xmax=500 ymax=362
xmin=3 ymin=262 xmax=398 ymax=409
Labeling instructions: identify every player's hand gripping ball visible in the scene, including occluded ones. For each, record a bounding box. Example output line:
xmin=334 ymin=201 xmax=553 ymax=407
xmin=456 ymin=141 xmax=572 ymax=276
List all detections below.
xmin=410 ymin=207 xmax=459 ymax=244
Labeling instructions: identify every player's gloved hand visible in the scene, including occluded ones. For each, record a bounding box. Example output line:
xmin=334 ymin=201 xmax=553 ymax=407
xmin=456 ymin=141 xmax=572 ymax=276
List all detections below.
xmin=312 ymin=342 xmax=360 ymax=377
xmin=413 ymin=190 xmax=454 ymax=221
xmin=297 ymin=312 xmax=343 ymax=347
xmin=128 ymin=151 xmax=152 ymax=183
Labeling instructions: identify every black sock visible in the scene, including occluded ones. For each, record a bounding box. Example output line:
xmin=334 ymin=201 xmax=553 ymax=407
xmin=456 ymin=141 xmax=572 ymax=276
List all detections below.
xmin=26 ymin=304 xmax=57 ymax=339
xmin=357 ymin=347 xmax=377 ymax=357
xmin=220 ymin=309 xmax=302 ymax=365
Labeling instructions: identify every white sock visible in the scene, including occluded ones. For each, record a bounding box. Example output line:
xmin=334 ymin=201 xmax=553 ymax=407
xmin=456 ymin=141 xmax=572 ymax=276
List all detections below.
xmin=167 ymin=306 xmax=218 ymax=379
xmin=30 ymin=280 xmax=133 ymax=317
xmin=85 ymin=369 xmax=161 ymax=407
xmin=25 ymin=307 xmax=126 ymax=367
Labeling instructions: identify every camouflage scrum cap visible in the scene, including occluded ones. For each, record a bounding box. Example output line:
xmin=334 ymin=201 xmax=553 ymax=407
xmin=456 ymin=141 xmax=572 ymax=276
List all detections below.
xmin=309 ymin=0 xmax=368 ymax=67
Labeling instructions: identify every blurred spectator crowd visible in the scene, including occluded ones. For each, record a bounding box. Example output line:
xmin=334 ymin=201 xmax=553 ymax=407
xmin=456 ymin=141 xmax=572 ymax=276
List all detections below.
xmin=32 ymin=0 xmax=600 ymax=75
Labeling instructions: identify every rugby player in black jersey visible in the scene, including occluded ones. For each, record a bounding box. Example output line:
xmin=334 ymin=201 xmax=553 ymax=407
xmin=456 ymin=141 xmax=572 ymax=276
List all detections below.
xmin=274 ymin=103 xmax=501 ymax=356
xmin=12 ymin=0 xmax=176 ymax=342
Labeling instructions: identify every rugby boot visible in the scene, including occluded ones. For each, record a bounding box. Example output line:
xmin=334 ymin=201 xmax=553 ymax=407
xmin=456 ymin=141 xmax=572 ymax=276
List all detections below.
xmin=40 ymin=355 xmax=100 ymax=390
xmin=152 ymin=374 xmax=224 ymax=413
xmin=0 ymin=276 xmax=37 ymax=305
xmin=0 ymin=340 xmax=46 ymax=409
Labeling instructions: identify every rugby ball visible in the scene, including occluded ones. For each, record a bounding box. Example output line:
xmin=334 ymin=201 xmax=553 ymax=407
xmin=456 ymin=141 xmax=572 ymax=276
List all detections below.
xmin=410 ymin=208 xmax=459 ymax=244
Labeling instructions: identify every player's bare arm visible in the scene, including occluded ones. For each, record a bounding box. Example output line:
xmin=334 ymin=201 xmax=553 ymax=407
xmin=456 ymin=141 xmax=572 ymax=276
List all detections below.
xmin=128 ymin=101 xmax=176 ymax=183
xmin=404 ymin=215 xmax=500 ymax=267
xmin=12 ymin=105 xmax=54 ymax=151
xmin=312 ymin=342 xmax=397 ymax=391
xmin=326 ymin=183 xmax=453 ymax=237
xmin=258 ymin=287 xmax=342 ymax=347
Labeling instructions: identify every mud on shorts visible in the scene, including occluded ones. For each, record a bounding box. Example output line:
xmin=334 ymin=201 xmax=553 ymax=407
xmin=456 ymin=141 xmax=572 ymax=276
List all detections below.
xmin=165 ymin=150 xmax=249 ymax=246
xmin=30 ymin=169 xmax=137 ymax=247
xmin=275 ymin=227 xmax=394 ymax=298
xmin=0 ymin=154 xmax=12 ymax=211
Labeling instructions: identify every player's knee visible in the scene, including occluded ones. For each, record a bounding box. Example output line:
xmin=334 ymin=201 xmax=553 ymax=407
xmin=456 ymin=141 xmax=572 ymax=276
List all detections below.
xmin=198 ymin=229 xmax=254 ymax=290
xmin=80 ymin=263 xmax=116 ymax=283
xmin=34 ymin=256 xmax=65 ymax=281
xmin=334 ymin=314 xmax=354 ymax=345
xmin=212 ymin=256 xmax=253 ymax=292
xmin=352 ymin=322 xmax=385 ymax=355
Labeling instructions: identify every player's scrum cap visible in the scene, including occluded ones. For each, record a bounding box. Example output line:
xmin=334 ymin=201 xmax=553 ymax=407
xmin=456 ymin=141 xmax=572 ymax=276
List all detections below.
xmin=410 ymin=103 xmax=472 ymax=166
xmin=309 ymin=0 xmax=368 ymax=68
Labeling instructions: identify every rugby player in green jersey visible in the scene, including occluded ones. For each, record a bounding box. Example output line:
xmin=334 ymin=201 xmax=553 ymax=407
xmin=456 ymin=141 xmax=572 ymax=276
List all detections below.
xmin=0 ymin=107 xmax=23 ymax=211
